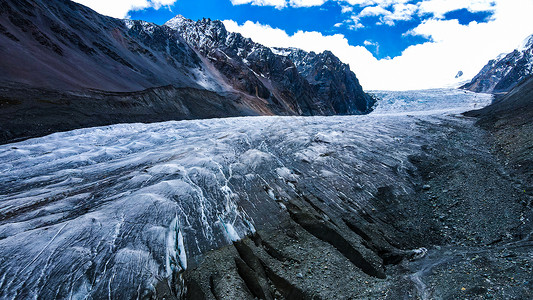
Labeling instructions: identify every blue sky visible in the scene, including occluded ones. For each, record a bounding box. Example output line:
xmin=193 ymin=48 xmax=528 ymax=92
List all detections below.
xmin=128 ymin=1 xmax=492 ymax=59
xmin=74 ymin=0 xmax=533 ymax=90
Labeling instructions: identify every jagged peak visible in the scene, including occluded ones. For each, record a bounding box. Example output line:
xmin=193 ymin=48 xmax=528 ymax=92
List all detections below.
xmin=270 ymin=47 xmax=344 ymax=62
xmin=495 ymin=52 xmax=508 ymax=61
xmin=166 ymin=15 xmax=226 ymax=29
xmin=165 ymin=14 xmax=192 ymax=28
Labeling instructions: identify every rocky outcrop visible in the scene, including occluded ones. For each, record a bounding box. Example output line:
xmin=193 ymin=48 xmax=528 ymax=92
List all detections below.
xmin=280 ymin=48 xmax=373 ymax=113
xmin=165 ymin=16 xmax=375 ymax=115
xmin=462 ymin=34 xmax=533 ymax=93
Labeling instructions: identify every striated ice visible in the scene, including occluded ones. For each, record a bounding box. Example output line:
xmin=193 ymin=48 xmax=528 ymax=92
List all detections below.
xmin=0 ymin=89 xmax=492 ymax=299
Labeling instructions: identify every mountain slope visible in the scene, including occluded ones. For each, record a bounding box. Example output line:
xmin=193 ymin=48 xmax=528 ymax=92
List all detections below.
xmin=462 ymin=34 xmax=533 ymax=93
xmin=0 ymin=0 xmax=218 ymax=92
xmin=0 ymin=0 xmax=374 ymax=144
xmin=464 ymin=75 xmax=533 ymax=187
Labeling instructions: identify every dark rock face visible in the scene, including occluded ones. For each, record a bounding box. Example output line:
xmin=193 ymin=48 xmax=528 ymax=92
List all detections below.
xmin=165 ymin=16 xmax=375 ymax=115
xmin=282 ymin=48 xmax=373 ymax=113
xmin=462 ymin=34 xmax=533 ymax=93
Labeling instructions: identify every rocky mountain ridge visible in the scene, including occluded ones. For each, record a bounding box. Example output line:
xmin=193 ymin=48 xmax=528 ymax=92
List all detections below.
xmin=462 ymin=34 xmax=533 ymax=93
xmin=165 ymin=15 xmax=375 ymax=115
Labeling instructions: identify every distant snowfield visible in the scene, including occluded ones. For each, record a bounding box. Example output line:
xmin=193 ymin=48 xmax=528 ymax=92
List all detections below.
xmin=0 ymin=89 xmax=491 ymax=298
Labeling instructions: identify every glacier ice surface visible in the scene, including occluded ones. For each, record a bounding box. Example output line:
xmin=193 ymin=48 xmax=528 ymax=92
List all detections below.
xmin=0 ymin=89 xmax=492 ymax=298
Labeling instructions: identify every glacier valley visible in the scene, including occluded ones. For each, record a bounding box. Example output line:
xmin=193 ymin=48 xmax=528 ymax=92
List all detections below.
xmin=2 ymin=89 xmax=532 ymax=299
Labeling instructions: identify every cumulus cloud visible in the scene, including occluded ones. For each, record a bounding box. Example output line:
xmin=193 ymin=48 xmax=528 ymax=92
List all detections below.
xmin=72 ymin=0 xmax=177 ymax=18
xmin=289 ymin=0 xmax=329 ymax=7
xmin=341 ymin=5 xmax=354 ymax=13
xmin=355 ymin=4 xmax=416 ymax=26
xmin=229 ymin=0 xmax=328 ymax=9
xmin=228 ymin=0 xmax=499 ymax=18
xmin=417 ymin=0 xmax=496 ymax=18
xmin=359 ymin=5 xmax=390 ymax=17
xmin=223 ymin=0 xmax=533 ymax=90
xmin=341 ymin=0 xmax=410 ymax=7
xmin=230 ymin=0 xmax=287 ymax=9
xmin=340 ymin=0 xmax=496 ymax=28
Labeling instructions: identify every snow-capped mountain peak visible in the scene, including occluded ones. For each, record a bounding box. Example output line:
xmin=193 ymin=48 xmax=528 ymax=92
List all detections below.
xmin=462 ymin=33 xmax=533 ymax=93
xmin=164 ymin=14 xmax=191 ymax=29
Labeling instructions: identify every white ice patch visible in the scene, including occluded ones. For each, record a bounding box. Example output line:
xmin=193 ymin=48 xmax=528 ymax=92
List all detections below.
xmin=411 ymin=247 xmax=428 ymax=260
xmin=240 ymin=149 xmax=272 ymax=169
xmin=147 ymin=163 xmax=183 ymax=175
xmin=223 ymin=222 xmax=240 ymax=242
xmin=370 ymin=89 xmax=493 ymax=115
xmin=320 ymin=170 xmax=337 ymax=177
xmin=124 ymin=20 xmax=134 ymax=30
xmin=166 ymin=217 xmax=187 ymax=277
xmin=140 ymin=21 xmax=156 ymax=35
xmin=284 ymin=66 xmax=295 ymax=72
xmin=275 ymin=167 xmax=298 ymax=182
xmin=313 ymin=131 xmax=342 ymax=144
xmin=270 ymin=48 xmax=291 ymax=57
xmin=518 ymin=34 xmax=533 ymax=52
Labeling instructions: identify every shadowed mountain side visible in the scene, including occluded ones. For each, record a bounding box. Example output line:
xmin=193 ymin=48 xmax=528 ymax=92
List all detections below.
xmin=0 ymin=84 xmax=279 ymax=144
xmin=0 ymin=0 xmax=211 ymax=92
xmin=465 ymin=75 xmax=533 ymax=188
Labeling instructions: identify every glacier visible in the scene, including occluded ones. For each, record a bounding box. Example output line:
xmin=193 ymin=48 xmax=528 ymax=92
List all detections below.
xmin=0 ymin=89 xmax=492 ymax=299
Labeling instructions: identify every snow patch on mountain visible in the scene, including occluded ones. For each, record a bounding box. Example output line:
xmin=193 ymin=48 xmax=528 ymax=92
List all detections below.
xmin=462 ymin=33 xmax=533 ymax=93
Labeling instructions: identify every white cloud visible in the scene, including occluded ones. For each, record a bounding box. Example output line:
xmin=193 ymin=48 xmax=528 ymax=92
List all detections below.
xmin=290 ymin=0 xmax=329 ymax=7
xmin=359 ymin=5 xmax=390 ymax=17
xmin=227 ymin=0 xmax=497 ymax=26
xmin=388 ymin=3 xmax=418 ymax=21
xmin=230 ymin=0 xmax=287 ymax=9
xmin=342 ymin=0 xmax=495 ymax=28
xmin=72 ymin=0 xmax=176 ymax=18
xmin=417 ymin=0 xmax=496 ymax=18
xmin=340 ymin=0 xmax=410 ymax=7
xmin=229 ymin=0 xmax=328 ymax=9
xmin=223 ymin=0 xmax=533 ymax=90
xmin=341 ymin=5 xmax=354 ymax=13
xmin=348 ymin=15 xmax=365 ymax=29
